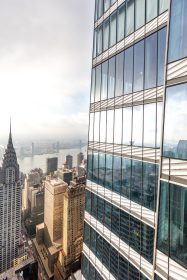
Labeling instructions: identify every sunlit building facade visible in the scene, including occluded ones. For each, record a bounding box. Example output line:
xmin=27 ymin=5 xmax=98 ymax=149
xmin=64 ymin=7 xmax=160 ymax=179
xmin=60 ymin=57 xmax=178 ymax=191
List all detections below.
xmin=0 ymin=126 xmax=22 ymax=273
xmin=82 ymin=0 xmax=187 ymax=279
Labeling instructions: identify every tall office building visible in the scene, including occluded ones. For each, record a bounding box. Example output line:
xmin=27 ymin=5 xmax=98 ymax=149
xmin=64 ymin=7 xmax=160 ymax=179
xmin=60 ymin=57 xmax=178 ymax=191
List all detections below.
xmin=66 ymin=154 xmax=73 ymax=170
xmin=82 ymin=1 xmax=187 ymax=280
xmin=0 ymin=124 xmax=22 ymax=273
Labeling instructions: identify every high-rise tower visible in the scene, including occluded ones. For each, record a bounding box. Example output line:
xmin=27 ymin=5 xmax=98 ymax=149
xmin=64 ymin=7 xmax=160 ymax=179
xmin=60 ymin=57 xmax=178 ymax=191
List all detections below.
xmin=82 ymin=0 xmax=187 ymax=279
xmin=0 ymin=123 xmax=22 ymax=272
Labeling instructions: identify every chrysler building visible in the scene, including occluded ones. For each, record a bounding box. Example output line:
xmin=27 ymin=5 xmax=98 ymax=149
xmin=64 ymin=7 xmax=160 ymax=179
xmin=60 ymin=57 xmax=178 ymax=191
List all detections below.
xmin=0 ymin=123 xmax=22 ymax=272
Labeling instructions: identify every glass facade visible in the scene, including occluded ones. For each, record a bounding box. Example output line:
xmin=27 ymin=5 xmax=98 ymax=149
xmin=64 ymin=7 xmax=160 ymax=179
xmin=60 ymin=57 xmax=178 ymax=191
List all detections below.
xmin=94 ymin=0 xmax=169 ymax=57
xmin=84 ymin=222 xmax=149 ymax=280
xmin=83 ymin=0 xmax=187 ymax=279
xmin=157 ymin=182 xmax=187 ymax=269
xmin=92 ymin=28 xmax=167 ymax=100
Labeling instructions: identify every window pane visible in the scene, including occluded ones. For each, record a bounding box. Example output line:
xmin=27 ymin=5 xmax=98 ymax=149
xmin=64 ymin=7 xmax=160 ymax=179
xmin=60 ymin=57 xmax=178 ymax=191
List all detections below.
xmin=121 ymin=158 xmax=131 ymax=198
xmin=159 ymin=0 xmax=169 ymax=14
xmin=103 ymin=19 xmax=109 ymax=51
xmin=133 ymin=105 xmax=143 ymax=146
xmin=144 ymin=103 xmax=156 ymax=147
xmin=168 ymin=0 xmax=187 ymax=62
xmin=104 ymin=0 xmax=110 ymax=11
xmin=105 ymin=154 xmax=113 ymax=189
xmin=113 ymin=156 xmax=122 ymax=194
xmin=93 ymin=152 xmax=99 ymax=184
xmin=157 ymin=102 xmax=162 ymax=148
xmin=145 ymin=33 xmax=157 ymax=89
xmin=126 ymin=0 xmax=134 ymax=36
xmin=98 ymin=0 xmax=103 ymax=19
xmin=131 ymin=160 xmax=142 ymax=205
xmin=94 ymin=112 xmax=100 ymax=142
xmin=114 ymin=108 xmax=122 ymax=144
xmin=97 ymin=25 xmax=103 ymax=55
xmin=111 ymin=0 xmax=117 ymax=5
xmin=110 ymin=12 xmax=117 ymax=47
xmin=87 ymin=151 xmax=93 ymax=181
xmin=157 ymin=28 xmax=167 ymax=86
xmin=95 ymin=65 xmax=101 ymax=102
xmin=89 ymin=113 xmax=94 ymax=142
xmin=100 ymin=111 xmax=107 ymax=142
xmin=107 ymin=109 xmax=114 ymax=143
xmin=124 ymin=47 xmax=133 ymax=94
xmin=115 ymin=52 xmax=124 ymax=97
xmin=117 ymin=4 xmax=125 ymax=42
xmin=134 ymin=41 xmax=144 ymax=92
xmin=108 ymin=57 xmax=116 ymax=98
xmin=143 ymin=163 xmax=158 ymax=211
xmin=101 ymin=61 xmax=108 ymax=100
xmin=123 ymin=106 xmax=132 ymax=145
xmin=91 ymin=68 xmax=95 ymax=103
xmin=99 ymin=153 xmax=105 ymax=186
xmin=93 ymin=30 xmax=97 ymax=58
xmin=163 ymin=83 xmax=187 ymax=159
xmin=135 ymin=0 xmax=145 ymax=30
xmin=157 ymin=181 xmax=169 ymax=255
xmin=170 ymin=184 xmax=187 ymax=269
xmin=146 ymin=0 xmax=158 ymax=22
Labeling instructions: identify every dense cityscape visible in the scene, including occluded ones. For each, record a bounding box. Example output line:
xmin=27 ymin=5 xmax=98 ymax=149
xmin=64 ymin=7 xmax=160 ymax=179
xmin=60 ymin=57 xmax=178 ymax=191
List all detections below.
xmin=1 ymin=0 xmax=187 ymax=280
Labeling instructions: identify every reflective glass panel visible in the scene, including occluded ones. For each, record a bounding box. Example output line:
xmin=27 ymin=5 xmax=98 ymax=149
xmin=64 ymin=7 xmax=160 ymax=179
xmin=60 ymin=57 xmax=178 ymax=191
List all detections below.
xmin=124 ymin=46 xmax=133 ymax=94
xmin=110 ymin=12 xmax=117 ymax=47
xmin=131 ymin=160 xmax=143 ymax=205
xmin=145 ymin=32 xmax=157 ymax=89
xmin=143 ymin=163 xmax=158 ymax=211
xmin=108 ymin=57 xmax=116 ymax=98
xmin=114 ymin=108 xmax=122 ymax=144
xmin=94 ymin=112 xmax=100 ymax=142
xmin=87 ymin=151 xmax=93 ymax=181
xmin=133 ymin=105 xmax=143 ymax=146
xmin=134 ymin=41 xmax=144 ymax=92
xmin=104 ymin=0 xmax=110 ymax=11
xmin=101 ymin=61 xmax=108 ymax=100
xmin=144 ymin=103 xmax=156 ymax=147
xmin=89 ymin=113 xmax=94 ymax=142
xmin=115 ymin=52 xmax=124 ymax=97
xmin=126 ymin=0 xmax=134 ymax=36
xmin=121 ymin=158 xmax=131 ymax=198
xmin=90 ymin=68 xmax=95 ymax=103
xmin=92 ymin=152 xmax=99 ymax=183
xmin=157 ymin=102 xmax=162 ymax=148
xmin=117 ymin=4 xmax=125 ymax=42
xmin=97 ymin=25 xmax=103 ymax=55
xmin=159 ymin=0 xmax=169 ymax=14
xmin=105 ymin=154 xmax=113 ymax=189
xmin=107 ymin=109 xmax=114 ymax=143
xmin=98 ymin=0 xmax=103 ymax=19
xmin=170 ymin=184 xmax=187 ymax=269
xmin=163 ymin=83 xmax=187 ymax=159
xmin=99 ymin=153 xmax=105 ymax=186
xmin=168 ymin=0 xmax=187 ymax=62
xmin=93 ymin=30 xmax=97 ymax=58
xmin=123 ymin=106 xmax=132 ymax=145
xmin=157 ymin=181 xmax=169 ymax=255
xmin=95 ymin=65 xmax=101 ymax=102
xmin=100 ymin=111 xmax=107 ymax=142
xmin=135 ymin=0 xmax=145 ymax=30
xmin=103 ymin=19 xmax=109 ymax=51
xmin=146 ymin=0 xmax=158 ymax=23
xmin=157 ymin=27 xmax=167 ymax=86
xmin=113 ymin=156 xmax=121 ymax=194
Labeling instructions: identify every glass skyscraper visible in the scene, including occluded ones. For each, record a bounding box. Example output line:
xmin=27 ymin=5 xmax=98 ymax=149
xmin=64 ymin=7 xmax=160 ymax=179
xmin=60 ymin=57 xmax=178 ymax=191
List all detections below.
xmin=82 ymin=1 xmax=187 ymax=279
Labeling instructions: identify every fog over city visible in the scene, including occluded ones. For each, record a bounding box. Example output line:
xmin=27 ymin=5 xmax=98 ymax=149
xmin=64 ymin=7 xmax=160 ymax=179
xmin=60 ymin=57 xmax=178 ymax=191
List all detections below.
xmin=0 ymin=0 xmax=94 ymax=143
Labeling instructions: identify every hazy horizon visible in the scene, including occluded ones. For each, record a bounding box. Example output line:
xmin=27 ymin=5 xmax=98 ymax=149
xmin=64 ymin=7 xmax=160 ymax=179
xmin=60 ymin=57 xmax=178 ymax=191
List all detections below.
xmin=0 ymin=0 xmax=94 ymax=143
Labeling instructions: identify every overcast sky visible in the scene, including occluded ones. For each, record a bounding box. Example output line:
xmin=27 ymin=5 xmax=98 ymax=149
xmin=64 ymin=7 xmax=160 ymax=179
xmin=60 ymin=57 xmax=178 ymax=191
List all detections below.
xmin=0 ymin=0 xmax=94 ymax=143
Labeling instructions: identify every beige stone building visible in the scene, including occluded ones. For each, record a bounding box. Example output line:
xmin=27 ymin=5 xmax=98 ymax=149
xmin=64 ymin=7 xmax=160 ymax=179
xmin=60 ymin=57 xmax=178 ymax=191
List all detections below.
xmin=54 ymin=177 xmax=85 ymax=280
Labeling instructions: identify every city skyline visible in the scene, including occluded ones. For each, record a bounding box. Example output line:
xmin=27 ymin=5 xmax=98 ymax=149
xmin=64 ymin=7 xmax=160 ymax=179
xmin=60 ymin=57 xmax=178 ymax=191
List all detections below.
xmin=0 ymin=0 xmax=94 ymax=142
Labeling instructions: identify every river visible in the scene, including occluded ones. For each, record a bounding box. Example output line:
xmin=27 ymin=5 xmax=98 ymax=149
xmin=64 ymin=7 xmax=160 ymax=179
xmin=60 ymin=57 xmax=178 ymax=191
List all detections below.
xmin=17 ymin=146 xmax=87 ymax=175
